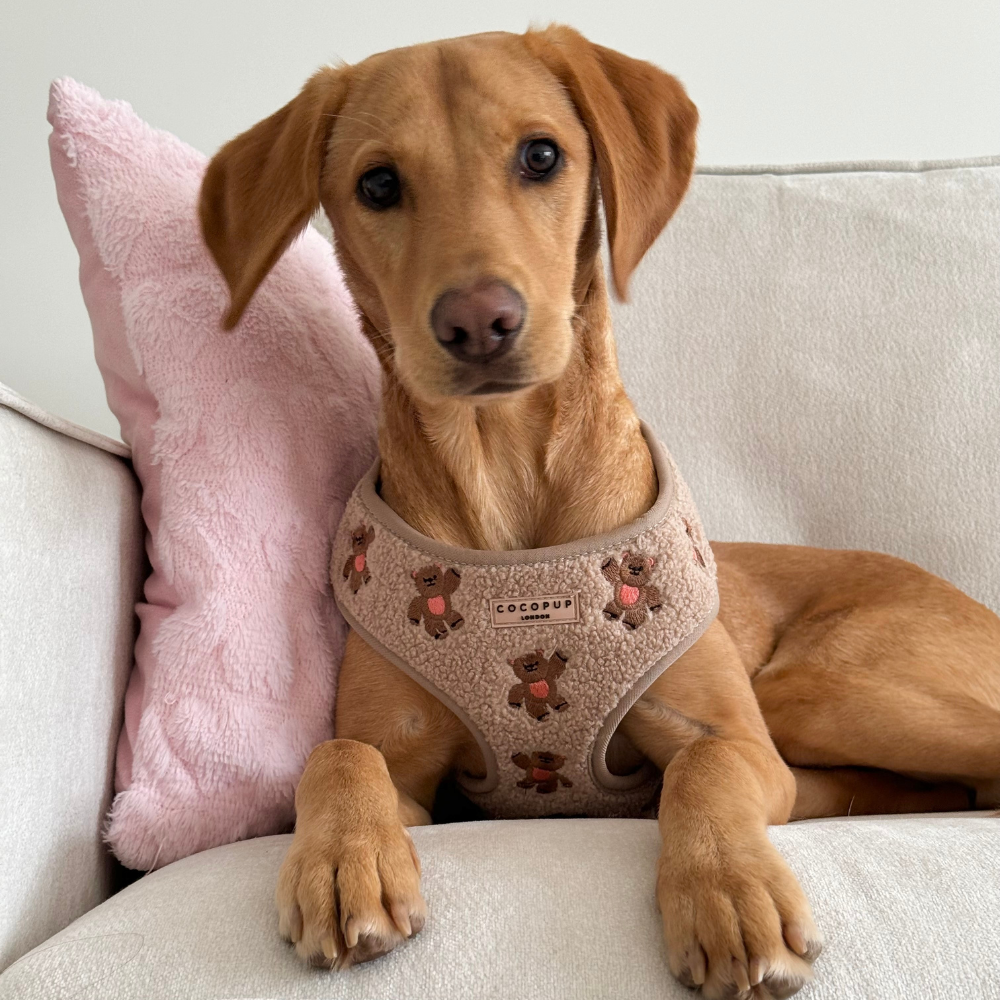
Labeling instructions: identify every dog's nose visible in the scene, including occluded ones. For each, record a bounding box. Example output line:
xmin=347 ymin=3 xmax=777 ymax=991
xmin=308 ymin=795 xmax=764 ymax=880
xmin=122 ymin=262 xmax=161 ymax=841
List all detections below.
xmin=430 ymin=281 xmax=525 ymax=363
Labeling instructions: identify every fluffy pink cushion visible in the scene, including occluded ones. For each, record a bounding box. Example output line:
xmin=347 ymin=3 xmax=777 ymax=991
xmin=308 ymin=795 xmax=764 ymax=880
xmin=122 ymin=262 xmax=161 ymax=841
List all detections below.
xmin=48 ymin=78 xmax=379 ymax=869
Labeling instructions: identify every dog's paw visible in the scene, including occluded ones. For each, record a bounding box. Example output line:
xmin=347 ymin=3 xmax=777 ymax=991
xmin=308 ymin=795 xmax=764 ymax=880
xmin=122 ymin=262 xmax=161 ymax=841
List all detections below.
xmin=658 ymin=831 xmax=822 ymax=999
xmin=276 ymin=821 xmax=426 ymax=969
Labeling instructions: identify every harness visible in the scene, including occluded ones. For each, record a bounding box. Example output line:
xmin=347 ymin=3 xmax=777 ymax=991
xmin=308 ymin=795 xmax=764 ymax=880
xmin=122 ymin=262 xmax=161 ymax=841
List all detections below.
xmin=332 ymin=425 xmax=718 ymax=818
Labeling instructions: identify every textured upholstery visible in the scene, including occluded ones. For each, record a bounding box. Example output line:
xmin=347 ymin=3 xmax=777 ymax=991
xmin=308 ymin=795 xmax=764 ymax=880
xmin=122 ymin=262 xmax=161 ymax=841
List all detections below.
xmin=615 ymin=157 xmax=1000 ymax=616
xmin=2 ymin=817 xmax=998 ymax=1000
xmin=0 ymin=391 xmax=143 ymax=970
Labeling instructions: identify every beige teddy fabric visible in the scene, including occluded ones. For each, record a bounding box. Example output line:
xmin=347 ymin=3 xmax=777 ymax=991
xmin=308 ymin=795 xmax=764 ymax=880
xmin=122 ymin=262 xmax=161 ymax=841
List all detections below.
xmin=331 ymin=426 xmax=719 ymax=818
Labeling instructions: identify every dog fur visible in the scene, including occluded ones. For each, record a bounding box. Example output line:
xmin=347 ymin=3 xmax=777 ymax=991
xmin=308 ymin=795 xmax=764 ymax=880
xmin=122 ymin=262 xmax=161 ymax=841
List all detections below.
xmin=199 ymin=26 xmax=1000 ymax=998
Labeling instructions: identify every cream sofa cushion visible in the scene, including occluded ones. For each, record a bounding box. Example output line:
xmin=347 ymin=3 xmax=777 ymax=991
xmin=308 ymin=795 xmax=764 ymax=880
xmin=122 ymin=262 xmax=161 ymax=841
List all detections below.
xmin=2 ymin=816 xmax=997 ymax=999
xmin=616 ymin=156 xmax=1000 ymax=614
xmin=0 ymin=385 xmax=143 ymax=970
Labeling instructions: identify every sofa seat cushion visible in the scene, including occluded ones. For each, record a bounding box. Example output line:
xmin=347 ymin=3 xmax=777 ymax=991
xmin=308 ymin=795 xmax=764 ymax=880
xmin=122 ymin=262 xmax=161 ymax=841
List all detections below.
xmin=1 ymin=815 xmax=997 ymax=999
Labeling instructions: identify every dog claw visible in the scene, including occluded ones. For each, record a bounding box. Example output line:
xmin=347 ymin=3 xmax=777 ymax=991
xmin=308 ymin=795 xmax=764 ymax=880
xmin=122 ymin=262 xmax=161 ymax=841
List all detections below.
xmin=390 ymin=901 xmax=412 ymax=938
xmin=733 ymin=958 xmax=751 ymax=992
xmin=279 ymin=903 xmax=303 ymax=944
xmin=687 ymin=945 xmax=706 ymax=986
xmin=784 ymin=924 xmax=807 ymax=956
xmin=749 ymin=957 xmax=766 ymax=987
xmin=322 ymin=935 xmax=339 ymax=962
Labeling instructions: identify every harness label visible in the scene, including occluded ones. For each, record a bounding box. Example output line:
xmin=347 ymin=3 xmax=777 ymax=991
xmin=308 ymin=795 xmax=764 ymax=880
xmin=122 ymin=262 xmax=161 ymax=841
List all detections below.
xmin=489 ymin=593 xmax=579 ymax=628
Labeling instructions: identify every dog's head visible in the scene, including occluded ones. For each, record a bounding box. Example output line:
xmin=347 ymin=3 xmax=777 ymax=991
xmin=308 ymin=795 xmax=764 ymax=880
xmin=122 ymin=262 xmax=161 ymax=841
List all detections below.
xmin=200 ymin=27 xmax=697 ymax=402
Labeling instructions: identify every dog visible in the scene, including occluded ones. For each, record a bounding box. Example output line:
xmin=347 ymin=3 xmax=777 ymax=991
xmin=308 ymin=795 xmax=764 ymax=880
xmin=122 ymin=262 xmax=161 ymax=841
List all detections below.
xmin=199 ymin=26 xmax=1000 ymax=999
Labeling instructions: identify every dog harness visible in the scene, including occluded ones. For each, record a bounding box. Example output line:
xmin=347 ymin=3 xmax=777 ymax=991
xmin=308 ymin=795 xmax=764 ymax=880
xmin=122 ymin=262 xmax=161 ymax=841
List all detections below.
xmin=332 ymin=425 xmax=719 ymax=818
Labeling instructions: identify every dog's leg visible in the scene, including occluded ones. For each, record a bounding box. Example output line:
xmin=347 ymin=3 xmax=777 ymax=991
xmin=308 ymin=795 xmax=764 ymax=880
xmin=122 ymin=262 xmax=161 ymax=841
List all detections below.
xmin=751 ymin=599 xmax=1000 ymax=812
xmin=790 ymin=766 xmax=973 ymax=819
xmin=621 ymin=619 xmax=822 ymax=999
xmin=276 ymin=631 xmax=470 ymax=968
xmin=276 ymin=739 xmax=427 ymax=968
xmin=715 ymin=542 xmax=1000 ymax=813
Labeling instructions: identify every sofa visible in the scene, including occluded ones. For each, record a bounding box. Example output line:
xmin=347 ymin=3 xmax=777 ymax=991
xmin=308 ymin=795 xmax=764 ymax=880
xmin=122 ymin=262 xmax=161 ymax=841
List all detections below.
xmin=2 ymin=155 xmax=998 ymax=999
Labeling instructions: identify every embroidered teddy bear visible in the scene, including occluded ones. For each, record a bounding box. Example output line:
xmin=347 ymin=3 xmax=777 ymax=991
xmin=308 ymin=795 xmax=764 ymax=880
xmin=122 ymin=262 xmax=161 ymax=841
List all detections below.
xmin=507 ymin=649 xmax=569 ymax=721
xmin=601 ymin=551 xmax=662 ymax=630
xmin=511 ymin=750 xmax=573 ymax=793
xmin=407 ymin=564 xmax=464 ymax=639
xmin=342 ymin=523 xmax=375 ymax=594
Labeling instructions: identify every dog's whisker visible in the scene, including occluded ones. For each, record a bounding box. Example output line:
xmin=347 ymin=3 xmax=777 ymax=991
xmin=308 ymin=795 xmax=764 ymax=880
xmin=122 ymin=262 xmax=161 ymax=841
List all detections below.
xmin=351 ymin=110 xmax=394 ymax=129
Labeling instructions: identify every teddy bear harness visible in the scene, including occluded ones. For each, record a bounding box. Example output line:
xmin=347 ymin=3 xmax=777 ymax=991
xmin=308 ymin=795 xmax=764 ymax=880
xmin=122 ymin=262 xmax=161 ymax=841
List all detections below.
xmin=332 ymin=425 xmax=719 ymax=818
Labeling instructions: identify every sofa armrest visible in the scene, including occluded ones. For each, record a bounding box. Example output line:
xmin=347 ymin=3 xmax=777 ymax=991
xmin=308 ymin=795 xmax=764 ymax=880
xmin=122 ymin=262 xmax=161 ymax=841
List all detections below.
xmin=0 ymin=389 xmax=143 ymax=971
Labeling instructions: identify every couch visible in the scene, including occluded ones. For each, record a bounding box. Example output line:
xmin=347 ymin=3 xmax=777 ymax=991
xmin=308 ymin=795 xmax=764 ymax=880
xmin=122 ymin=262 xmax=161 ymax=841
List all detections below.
xmin=2 ymin=155 xmax=998 ymax=999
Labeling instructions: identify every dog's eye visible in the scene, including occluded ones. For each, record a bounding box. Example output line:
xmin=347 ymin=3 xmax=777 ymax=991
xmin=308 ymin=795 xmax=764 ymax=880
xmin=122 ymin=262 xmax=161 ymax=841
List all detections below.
xmin=520 ymin=139 xmax=560 ymax=179
xmin=358 ymin=167 xmax=401 ymax=209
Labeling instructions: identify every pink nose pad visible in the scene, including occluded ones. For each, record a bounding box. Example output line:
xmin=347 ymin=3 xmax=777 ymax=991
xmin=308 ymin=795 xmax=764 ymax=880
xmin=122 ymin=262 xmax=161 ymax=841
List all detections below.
xmin=430 ymin=280 xmax=525 ymax=363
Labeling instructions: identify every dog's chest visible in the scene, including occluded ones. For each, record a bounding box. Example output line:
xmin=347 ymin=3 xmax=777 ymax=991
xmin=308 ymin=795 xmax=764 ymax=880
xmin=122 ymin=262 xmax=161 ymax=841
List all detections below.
xmin=332 ymin=430 xmax=719 ymax=819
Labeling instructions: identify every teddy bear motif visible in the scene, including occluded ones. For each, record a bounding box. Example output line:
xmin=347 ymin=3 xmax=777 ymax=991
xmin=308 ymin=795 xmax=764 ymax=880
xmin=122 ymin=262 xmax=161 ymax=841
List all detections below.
xmin=511 ymin=750 xmax=573 ymax=793
xmin=507 ymin=649 xmax=569 ymax=721
xmin=407 ymin=564 xmax=464 ymax=639
xmin=601 ymin=551 xmax=662 ymax=630
xmin=683 ymin=518 xmax=707 ymax=569
xmin=342 ymin=523 xmax=375 ymax=594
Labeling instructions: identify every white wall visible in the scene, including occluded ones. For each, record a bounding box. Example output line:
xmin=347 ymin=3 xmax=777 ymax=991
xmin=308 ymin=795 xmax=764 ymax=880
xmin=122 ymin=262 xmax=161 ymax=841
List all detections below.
xmin=3 ymin=0 xmax=999 ymax=439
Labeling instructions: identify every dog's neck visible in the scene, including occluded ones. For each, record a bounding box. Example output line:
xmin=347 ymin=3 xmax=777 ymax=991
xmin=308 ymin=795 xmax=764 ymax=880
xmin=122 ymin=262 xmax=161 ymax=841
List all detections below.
xmin=371 ymin=268 xmax=657 ymax=550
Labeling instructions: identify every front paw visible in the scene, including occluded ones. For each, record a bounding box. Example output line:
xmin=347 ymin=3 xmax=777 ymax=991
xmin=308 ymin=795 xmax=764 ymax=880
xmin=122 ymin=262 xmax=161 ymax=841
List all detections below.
xmin=658 ymin=831 xmax=822 ymax=999
xmin=276 ymin=820 xmax=426 ymax=969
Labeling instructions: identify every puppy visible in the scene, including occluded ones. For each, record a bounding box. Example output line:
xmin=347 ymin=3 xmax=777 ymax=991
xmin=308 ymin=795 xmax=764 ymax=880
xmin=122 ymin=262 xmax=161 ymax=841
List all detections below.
xmin=200 ymin=26 xmax=1000 ymax=998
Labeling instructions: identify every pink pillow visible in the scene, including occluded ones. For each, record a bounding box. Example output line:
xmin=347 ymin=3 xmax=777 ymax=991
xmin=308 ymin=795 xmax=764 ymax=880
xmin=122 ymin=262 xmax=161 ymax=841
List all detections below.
xmin=48 ymin=78 xmax=379 ymax=870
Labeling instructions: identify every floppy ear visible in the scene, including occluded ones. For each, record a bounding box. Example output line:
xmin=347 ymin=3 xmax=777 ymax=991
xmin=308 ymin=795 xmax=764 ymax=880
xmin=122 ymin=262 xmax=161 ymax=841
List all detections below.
xmin=199 ymin=66 xmax=349 ymax=329
xmin=525 ymin=26 xmax=698 ymax=300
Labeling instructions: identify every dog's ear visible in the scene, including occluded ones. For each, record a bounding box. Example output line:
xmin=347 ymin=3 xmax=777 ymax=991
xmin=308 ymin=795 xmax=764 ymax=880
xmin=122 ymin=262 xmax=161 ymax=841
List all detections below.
xmin=199 ymin=67 xmax=349 ymax=329
xmin=525 ymin=26 xmax=698 ymax=300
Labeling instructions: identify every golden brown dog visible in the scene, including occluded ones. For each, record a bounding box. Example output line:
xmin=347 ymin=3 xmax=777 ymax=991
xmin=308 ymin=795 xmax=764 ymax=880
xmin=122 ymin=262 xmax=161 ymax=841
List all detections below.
xmin=199 ymin=26 xmax=1000 ymax=999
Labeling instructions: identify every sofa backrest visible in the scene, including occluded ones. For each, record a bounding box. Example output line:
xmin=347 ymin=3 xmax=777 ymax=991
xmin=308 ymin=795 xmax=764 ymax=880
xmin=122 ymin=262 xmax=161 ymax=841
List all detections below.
xmin=615 ymin=156 xmax=1000 ymax=614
